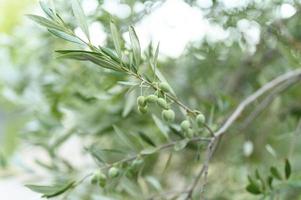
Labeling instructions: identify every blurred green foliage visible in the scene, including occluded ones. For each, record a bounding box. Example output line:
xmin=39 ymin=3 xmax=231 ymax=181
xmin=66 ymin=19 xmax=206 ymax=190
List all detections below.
xmin=1 ymin=0 xmax=301 ymax=199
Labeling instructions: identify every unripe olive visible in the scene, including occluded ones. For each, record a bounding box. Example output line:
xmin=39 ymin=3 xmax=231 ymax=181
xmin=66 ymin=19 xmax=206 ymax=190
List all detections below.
xmin=91 ymin=172 xmax=99 ymax=185
xmin=162 ymin=109 xmax=175 ymax=123
xmin=146 ymin=94 xmax=158 ymax=103
xmin=130 ymin=158 xmax=144 ymax=170
xmin=108 ymin=167 xmax=120 ymax=178
xmin=91 ymin=171 xmax=106 ymax=187
xmin=180 ymin=120 xmax=190 ymax=131
xmin=137 ymin=96 xmax=146 ymax=107
xmin=138 ymin=105 xmax=148 ymax=114
xmin=157 ymin=98 xmax=169 ymax=109
xmin=98 ymin=172 xmax=107 ymax=187
xmin=196 ymin=113 xmax=205 ymax=126
xmin=159 ymin=82 xmax=171 ymax=93
xmin=185 ymin=128 xmax=194 ymax=138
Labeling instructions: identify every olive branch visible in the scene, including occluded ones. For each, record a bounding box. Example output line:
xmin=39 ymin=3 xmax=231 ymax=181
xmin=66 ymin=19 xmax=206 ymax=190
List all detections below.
xmin=25 ymin=1 xmax=301 ymax=199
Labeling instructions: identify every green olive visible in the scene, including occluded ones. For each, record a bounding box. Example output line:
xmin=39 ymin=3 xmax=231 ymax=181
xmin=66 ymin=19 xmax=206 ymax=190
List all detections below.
xmin=108 ymin=167 xmax=120 ymax=178
xmin=196 ymin=113 xmax=205 ymax=126
xmin=162 ymin=109 xmax=175 ymax=122
xmin=138 ymin=105 xmax=148 ymax=114
xmin=185 ymin=128 xmax=194 ymax=138
xmin=146 ymin=94 xmax=158 ymax=103
xmin=157 ymin=98 xmax=169 ymax=109
xmin=137 ymin=96 xmax=146 ymax=107
xmin=180 ymin=120 xmax=190 ymax=131
xmin=159 ymin=82 xmax=171 ymax=93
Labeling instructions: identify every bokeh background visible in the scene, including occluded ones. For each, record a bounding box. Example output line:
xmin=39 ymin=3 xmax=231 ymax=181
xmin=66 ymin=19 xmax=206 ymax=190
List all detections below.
xmin=0 ymin=0 xmax=301 ymax=199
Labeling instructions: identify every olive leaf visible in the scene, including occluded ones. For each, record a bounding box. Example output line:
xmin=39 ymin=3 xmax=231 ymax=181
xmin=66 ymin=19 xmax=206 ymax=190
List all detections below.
xmin=26 ymin=180 xmax=75 ymax=198
xmin=129 ymin=26 xmax=141 ymax=66
xmin=284 ymin=158 xmax=291 ymax=179
xmin=71 ymin=0 xmax=90 ymax=41
xmin=270 ymin=166 xmax=282 ymax=180
xmin=39 ymin=0 xmax=55 ymax=20
xmin=246 ymin=175 xmax=262 ymax=195
xmin=174 ymin=139 xmax=189 ymax=151
xmin=110 ymin=20 xmax=122 ymax=58
xmin=27 ymin=14 xmax=66 ymax=32
xmin=56 ymin=50 xmax=122 ymax=71
xmin=48 ymin=29 xmax=85 ymax=45
xmin=137 ymin=131 xmax=156 ymax=147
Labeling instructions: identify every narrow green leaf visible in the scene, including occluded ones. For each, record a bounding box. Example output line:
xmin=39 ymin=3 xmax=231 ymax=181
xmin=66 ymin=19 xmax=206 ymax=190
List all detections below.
xmin=122 ymin=90 xmax=136 ymax=117
xmin=153 ymin=42 xmax=160 ymax=67
xmin=145 ymin=176 xmax=162 ymax=192
xmin=85 ymin=146 xmax=106 ymax=165
xmin=174 ymin=139 xmax=189 ymax=151
xmin=152 ymin=114 xmax=169 ymax=140
xmin=71 ymin=0 xmax=90 ymax=41
xmin=138 ymin=131 xmax=156 ymax=147
xmin=255 ymin=169 xmax=265 ymax=191
xmin=27 ymin=14 xmax=66 ymax=32
xmin=110 ymin=20 xmax=122 ymax=58
xmin=246 ymin=184 xmax=261 ymax=195
xmin=48 ymin=29 xmax=85 ymax=45
xmin=141 ymin=147 xmax=157 ymax=155
xmin=100 ymin=47 xmax=121 ymax=63
xmin=285 ymin=159 xmax=291 ymax=179
xmin=56 ymin=50 xmax=121 ymax=71
xmin=270 ymin=166 xmax=282 ymax=180
xmin=39 ymin=0 xmax=55 ymax=19
xmin=113 ymin=126 xmax=136 ymax=150
xmin=267 ymin=176 xmax=273 ymax=189
xmin=129 ymin=26 xmax=141 ymax=66
xmin=26 ymin=180 xmax=75 ymax=198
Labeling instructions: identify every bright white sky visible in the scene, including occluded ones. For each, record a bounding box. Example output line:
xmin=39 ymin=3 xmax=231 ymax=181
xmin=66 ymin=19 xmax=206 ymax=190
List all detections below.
xmin=77 ymin=0 xmax=296 ymax=57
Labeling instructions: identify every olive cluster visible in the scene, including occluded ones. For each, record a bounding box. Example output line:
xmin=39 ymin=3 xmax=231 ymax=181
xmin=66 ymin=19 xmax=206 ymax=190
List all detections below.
xmin=137 ymin=82 xmax=206 ymax=138
xmin=91 ymin=158 xmax=144 ymax=188
xmin=180 ymin=113 xmax=205 ymax=138
xmin=137 ymin=82 xmax=175 ymax=123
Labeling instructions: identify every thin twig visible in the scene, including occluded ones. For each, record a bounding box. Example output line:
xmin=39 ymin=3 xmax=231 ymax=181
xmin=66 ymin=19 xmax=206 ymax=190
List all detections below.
xmin=239 ymin=77 xmax=300 ymax=131
xmin=215 ymin=68 xmax=301 ymax=138
xmin=184 ymin=68 xmax=301 ymax=199
xmin=99 ymin=136 xmax=211 ymax=170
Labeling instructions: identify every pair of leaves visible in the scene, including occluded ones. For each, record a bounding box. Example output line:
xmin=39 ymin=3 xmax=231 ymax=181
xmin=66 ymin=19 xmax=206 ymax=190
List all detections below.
xmin=270 ymin=159 xmax=291 ymax=181
xmin=56 ymin=50 xmax=122 ymax=71
xmin=246 ymin=159 xmax=292 ymax=195
xmin=26 ymin=180 xmax=75 ymax=198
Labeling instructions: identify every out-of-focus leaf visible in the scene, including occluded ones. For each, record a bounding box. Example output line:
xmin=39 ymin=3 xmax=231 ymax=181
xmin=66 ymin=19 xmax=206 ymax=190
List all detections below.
xmin=122 ymin=90 xmax=136 ymax=117
xmin=56 ymin=50 xmax=121 ymax=71
xmin=145 ymin=176 xmax=162 ymax=191
xmin=270 ymin=166 xmax=282 ymax=180
xmin=137 ymin=131 xmax=156 ymax=147
xmin=174 ymin=139 xmax=189 ymax=151
xmin=141 ymin=147 xmax=157 ymax=155
xmin=285 ymin=158 xmax=291 ymax=179
xmin=152 ymin=114 xmax=169 ymax=140
xmin=27 ymin=14 xmax=65 ymax=32
xmin=110 ymin=20 xmax=122 ymax=58
xmin=267 ymin=176 xmax=273 ymax=189
xmin=39 ymin=0 xmax=55 ymax=19
xmin=113 ymin=126 xmax=137 ymax=151
xmin=86 ymin=146 xmax=105 ymax=165
xmin=246 ymin=184 xmax=261 ymax=195
xmin=129 ymin=26 xmax=141 ymax=66
xmin=71 ymin=0 xmax=90 ymax=41
xmin=48 ymin=29 xmax=84 ymax=45
xmin=26 ymin=180 xmax=75 ymax=198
